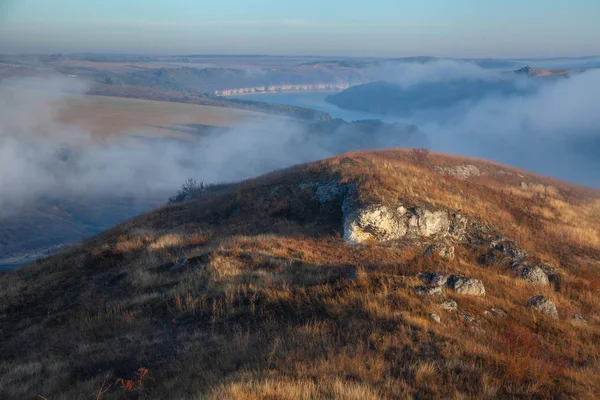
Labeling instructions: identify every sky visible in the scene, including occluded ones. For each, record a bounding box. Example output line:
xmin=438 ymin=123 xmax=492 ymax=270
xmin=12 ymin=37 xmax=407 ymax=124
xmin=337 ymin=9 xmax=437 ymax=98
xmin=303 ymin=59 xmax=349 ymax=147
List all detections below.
xmin=0 ymin=0 xmax=599 ymax=57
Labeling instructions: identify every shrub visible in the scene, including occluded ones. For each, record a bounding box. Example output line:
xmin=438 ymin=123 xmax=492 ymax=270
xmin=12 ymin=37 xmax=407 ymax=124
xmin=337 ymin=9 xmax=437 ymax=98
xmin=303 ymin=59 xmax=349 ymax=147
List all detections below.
xmin=411 ymin=148 xmax=430 ymax=164
xmin=169 ymin=178 xmax=205 ymax=203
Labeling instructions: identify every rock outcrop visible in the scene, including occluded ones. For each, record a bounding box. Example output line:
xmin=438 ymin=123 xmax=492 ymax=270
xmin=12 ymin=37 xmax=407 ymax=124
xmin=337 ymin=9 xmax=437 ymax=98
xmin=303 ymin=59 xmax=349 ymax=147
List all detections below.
xmin=343 ymin=201 xmax=466 ymax=245
xmin=298 ymin=180 xmax=533 ymax=287
xmin=418 ymin=272 xmax=486 ymax=297
xmin=343 ymin=204 xmax=409 ymax=243
xmin=299 ymin=180 xmax=469 ymax=245
xmin=436 ymin=164 xmax=481 ymax=179
xmin=214 ymin=82 xmax=354 ymax=96
xmin=527 ymin=296 xmax=559 ymax=319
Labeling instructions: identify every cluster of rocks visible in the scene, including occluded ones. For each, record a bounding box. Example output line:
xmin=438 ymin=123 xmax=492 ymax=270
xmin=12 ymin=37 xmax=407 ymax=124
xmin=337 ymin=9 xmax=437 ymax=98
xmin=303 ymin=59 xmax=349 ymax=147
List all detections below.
xmin=296 ymin=180 xmax=589 ymax=325
xmin=416 ymin=272 xmax=486 ymax=297
xmin=526 ymin=296 xmax=588 ymax=322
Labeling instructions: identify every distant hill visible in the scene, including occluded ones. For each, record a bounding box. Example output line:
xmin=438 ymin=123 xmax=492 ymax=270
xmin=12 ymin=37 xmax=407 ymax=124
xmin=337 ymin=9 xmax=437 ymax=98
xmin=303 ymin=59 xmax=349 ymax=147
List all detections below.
xmin=1 ymin=149 xmax=599 ymax=398
xmin=326 ymin=77 xmax=536 ymax=116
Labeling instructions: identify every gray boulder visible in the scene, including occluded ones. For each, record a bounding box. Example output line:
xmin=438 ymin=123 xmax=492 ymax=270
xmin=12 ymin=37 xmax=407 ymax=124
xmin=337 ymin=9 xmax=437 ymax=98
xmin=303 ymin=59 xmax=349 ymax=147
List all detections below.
xmin=520 ymin=266 xmax=550 ymax=286
xmin=429 ymin=313 xmax=441 ymax=323
xmin=527 ymin=296 xmax=559 ymax=319
xmin=446 ymin=276 xmax=486 ymax=296
xmin=418 ymin=272 xmax=485 ymax=296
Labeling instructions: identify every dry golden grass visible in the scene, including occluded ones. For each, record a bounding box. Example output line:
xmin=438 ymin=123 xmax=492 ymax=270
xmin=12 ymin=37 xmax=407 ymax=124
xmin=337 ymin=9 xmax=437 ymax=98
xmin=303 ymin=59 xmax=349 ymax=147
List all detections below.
xmin=209 ymin=378 xmax=381 ymax=400
xmin=0 ymin=149 xmax=599 ymax=399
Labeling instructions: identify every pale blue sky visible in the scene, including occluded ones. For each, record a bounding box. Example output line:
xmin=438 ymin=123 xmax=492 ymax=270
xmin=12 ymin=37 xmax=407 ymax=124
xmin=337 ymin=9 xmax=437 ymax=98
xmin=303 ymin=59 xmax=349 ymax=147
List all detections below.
xmin=1 ymin=0 xmax=599 ymax=57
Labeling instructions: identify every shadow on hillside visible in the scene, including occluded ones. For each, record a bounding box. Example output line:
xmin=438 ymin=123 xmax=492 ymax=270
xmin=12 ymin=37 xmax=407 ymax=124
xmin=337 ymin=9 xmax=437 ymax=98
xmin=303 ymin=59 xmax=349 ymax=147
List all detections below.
xmin=149 ymin=123 xmax=227 ymax=137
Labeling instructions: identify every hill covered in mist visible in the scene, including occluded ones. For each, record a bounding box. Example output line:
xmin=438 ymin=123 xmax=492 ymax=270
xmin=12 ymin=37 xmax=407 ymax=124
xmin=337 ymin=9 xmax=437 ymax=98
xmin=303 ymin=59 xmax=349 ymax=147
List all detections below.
xmin=0 ymin=76 xmax=427 ymax=267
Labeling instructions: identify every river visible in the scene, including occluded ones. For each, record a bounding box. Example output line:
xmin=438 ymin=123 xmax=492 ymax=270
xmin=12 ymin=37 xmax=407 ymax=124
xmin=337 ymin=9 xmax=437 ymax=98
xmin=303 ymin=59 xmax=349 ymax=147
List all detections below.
xmin=232 ymin=92 xmax=401 ymax=123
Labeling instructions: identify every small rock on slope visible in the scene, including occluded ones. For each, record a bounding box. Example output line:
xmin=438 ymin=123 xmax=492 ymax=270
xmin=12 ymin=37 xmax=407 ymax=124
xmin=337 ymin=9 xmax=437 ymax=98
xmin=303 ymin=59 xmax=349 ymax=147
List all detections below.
xmin=441 ymin=300 xmax=458 ymax=311
xmin=446 ymin=276 xmax=486 ymax=296
xmin=519 ymin=265 xmax=550 ymax=286
xmin=527 ymin=296 xmax=559 ymax=319
xmin=418 ymin=272 xmax=485 ymax=296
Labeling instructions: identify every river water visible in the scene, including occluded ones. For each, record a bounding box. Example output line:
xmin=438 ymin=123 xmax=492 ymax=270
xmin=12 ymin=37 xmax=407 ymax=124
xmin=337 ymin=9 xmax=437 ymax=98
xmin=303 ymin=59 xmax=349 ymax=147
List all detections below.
xmin=232 ymin=92 xmax=400 ymax=123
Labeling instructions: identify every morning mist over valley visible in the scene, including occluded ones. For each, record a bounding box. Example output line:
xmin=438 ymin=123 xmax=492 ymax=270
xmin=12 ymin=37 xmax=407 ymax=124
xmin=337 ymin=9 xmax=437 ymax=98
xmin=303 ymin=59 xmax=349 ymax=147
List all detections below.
xmin=1 ymin=1 xmax=599 ymax=399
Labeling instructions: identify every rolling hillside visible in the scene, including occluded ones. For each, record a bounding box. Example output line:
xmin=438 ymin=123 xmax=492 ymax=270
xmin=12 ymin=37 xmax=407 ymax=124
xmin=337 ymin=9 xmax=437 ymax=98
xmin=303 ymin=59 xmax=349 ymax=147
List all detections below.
xmin=1 ymin=149 xmax=599 ymax=399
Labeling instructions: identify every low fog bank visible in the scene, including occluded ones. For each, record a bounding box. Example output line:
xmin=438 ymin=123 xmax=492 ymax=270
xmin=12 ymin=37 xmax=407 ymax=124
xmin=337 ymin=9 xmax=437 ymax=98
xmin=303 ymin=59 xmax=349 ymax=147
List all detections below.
xmin=0 ymin=76 xmax=426 ymax=220
xmin=1 ymin=61 xmax=599 ymax=223
xmin=337 ymin=60 xmax=600 ymax=188
xmin=405 ymin=62 xmax=600 ymax=187
xmin=369 ymin=59 xmax=516 ymax=88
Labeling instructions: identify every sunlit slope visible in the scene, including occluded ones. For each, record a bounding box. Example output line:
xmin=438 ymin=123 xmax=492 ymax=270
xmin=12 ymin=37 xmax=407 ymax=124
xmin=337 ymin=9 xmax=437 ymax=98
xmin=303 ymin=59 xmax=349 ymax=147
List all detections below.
xmin=1 ymin=149 xmax=599 ymax=399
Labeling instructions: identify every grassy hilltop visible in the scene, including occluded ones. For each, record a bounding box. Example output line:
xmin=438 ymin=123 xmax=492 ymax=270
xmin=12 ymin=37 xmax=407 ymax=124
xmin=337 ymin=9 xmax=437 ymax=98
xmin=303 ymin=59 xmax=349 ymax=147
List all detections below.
xmin=1 ymin=149 xmax=599 ymax=399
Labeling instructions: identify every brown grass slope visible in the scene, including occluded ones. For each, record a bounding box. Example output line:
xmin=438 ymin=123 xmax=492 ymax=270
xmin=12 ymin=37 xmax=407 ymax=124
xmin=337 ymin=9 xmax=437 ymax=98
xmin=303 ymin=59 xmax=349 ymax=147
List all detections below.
xmin=1 ymin=149 xmax=599 ymax=399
